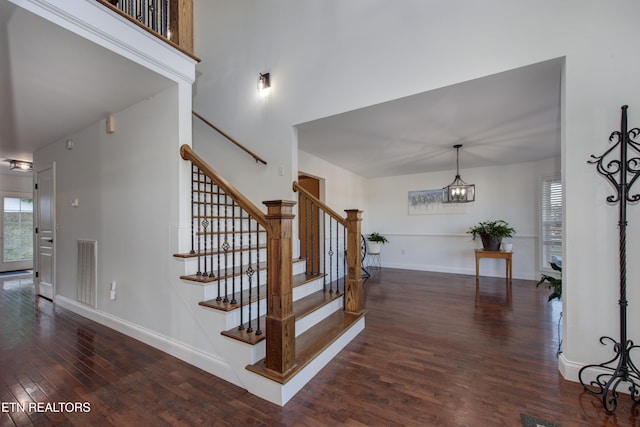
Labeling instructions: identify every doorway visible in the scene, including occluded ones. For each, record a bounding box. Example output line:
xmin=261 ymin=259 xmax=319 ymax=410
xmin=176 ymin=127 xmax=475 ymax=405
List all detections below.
xmin=297 ymin=174 xmax=321 ymax=275
xmin=35 ymin=165 xmax=55 ymax=300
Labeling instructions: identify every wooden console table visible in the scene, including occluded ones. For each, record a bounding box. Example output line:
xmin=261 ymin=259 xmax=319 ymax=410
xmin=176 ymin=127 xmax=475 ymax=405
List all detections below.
xmin=475 ymin=249 xmax=512 ymax=283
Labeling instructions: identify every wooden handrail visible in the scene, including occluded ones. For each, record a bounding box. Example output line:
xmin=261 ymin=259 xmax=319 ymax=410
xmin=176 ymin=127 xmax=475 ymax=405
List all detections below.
xmin=193 ymin=112 xmax=268 ymax=165
xmin=292 ymin=181 xmax=347 ymax=227
xmin=95 ymin=0 xmax=200 ymax=61
xmin=180 ymin=144 xmax=268 ymax=229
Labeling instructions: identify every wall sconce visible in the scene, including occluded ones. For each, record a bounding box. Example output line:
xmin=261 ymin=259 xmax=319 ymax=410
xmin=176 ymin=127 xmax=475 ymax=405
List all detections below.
xmin=9 ymin=160 xmax=33 ymax=171
xmin=442 ymin=144 xmax=475 ymax=203
xmin=106 ymin=115 xmax=116 ymax=134
xmin=258 ymin=72 xmax=270 ymax=91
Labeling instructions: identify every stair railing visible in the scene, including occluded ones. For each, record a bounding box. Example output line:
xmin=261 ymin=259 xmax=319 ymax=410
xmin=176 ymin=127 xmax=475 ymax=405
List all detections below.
xmin=180 ymin=144 xmax=296 ymax=377
xmin=96 ymin=0 xmax=196 ymax=57
xmin=193 ymin=112 xmax=267 ymax=165
xmin=292 ymin=181 xmax=364 ymax=315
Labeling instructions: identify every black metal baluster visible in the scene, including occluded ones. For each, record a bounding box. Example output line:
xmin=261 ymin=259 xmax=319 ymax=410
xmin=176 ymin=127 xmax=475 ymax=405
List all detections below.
xmin=321 ymin=211 xmax=326 ymax=278
xmin=332 ymin=220 xmax=340 ymax=292
xmin=240 ymin=215 xmax=251 ymax=332
xmin=190 ymin=164 xmax=195 ymax=254
xmin=255 ymin=222 xmax=262 ymax=336
xmin=231 ymin=201 xmax=237 ymax=305
xmin=209 ymin=178 xmax=214 ymax=278
xmin=222 ymin=194 xmax=230 ymax=303
xmin=246 ymin=217 xmax=254 ymax=334
xmin=238 ymin=209 xmax=244 ymax=329
xmin=215 ymin=184 xmax=222 ymax=301
xmin=305 ymin=196 xmax=310 ymax=273
xmin=196 ymin=168 xmax=202 ymax=276
xmin=327 ymin=218 xmax=333 ymax=293
xmin=164 ymin=0 xmax=170 ymax=38
xmin=201 ymin=176 xmax=209 ymax=276
xmin=152 ymin=0 xmax=158 ymax=33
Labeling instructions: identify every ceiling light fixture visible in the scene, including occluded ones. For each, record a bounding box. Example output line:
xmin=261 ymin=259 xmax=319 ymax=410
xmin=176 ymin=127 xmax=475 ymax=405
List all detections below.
xmin=443 ymin=144 xmax=475 ymax=203
xmin=9 ymin=160 xmax=33 ymax=172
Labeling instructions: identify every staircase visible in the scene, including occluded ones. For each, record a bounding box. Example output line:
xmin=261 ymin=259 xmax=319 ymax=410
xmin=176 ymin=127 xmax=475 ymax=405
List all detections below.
xmin=173 ymin=145 xmax=365 ymax=405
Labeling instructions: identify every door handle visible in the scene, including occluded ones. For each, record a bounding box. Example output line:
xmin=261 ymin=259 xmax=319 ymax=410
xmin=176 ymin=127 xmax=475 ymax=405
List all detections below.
xmin=46 ymin=239 xmax=53 ymax=243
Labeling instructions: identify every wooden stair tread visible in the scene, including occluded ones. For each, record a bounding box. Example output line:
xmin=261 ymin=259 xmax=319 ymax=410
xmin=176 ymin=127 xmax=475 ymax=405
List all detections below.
xmin=292 ymin=272 xmax=323 ymax=288
xmin=197 ymin=229 xmax=265 ymax=236
xmin=221 ymin=287 xmax=341 ymax=344
xmin=173 ymin=244 xmax=267 ymax=259
xmin=222 ymin=319 xmax=266 ymax=344
xmin=179 ymin=273 xmax=217 ymax=283
xmin=293 ymin=288 xmax=342 ymax=319
xmin=246 ymin=310 xmax=366 ymax=384
xmin=199 ymin=285 xmax=267 ymax=311
xmin=180 ymin=262 xmax=267 ymax=284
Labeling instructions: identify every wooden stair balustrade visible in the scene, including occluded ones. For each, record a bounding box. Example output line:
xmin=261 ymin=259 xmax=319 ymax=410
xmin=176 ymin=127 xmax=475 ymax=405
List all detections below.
xmin=293 ymin=181 xmax=364 ymax=315
xmin=175 ymin=145 xmax=366 ymax=400
xmin=95 ymin=0 xmax=199 ymax=59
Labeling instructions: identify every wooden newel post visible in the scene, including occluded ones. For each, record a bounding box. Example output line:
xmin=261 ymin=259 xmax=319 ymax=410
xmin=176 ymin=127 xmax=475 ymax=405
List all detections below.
xmin=345 ymin=209 xmax=364 ymax=314
xmin=170 ymin=0 xmax=194 ymax=54
xmin=263 ymin=200 xmax=297 ymax=378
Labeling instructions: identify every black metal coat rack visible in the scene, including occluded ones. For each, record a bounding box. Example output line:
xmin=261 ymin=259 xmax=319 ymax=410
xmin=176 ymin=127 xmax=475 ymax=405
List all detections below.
xmin=579 ymin=105 xmax=640 ymax=413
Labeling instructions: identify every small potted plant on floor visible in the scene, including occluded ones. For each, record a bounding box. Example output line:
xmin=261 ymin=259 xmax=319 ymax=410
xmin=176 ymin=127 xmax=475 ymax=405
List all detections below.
xmin=537 ymin=262 xmax=562 ymax=301
xmin=366 ymin=232 xmax=388 ymax=255
xmin=467 ymin=220 xmax=515 ymax=251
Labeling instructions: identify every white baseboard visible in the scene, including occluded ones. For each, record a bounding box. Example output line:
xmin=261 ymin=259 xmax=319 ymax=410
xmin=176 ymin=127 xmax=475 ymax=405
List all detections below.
xmin=381 ymin=262 xmax=533 ymax=280
xmin=54 ymin=295 xmax=241 ymax=387
xmin=559 ymin=352 xmax=633 ymax=396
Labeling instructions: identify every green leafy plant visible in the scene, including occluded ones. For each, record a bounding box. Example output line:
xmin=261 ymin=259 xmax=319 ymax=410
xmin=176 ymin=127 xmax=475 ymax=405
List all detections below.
xmin=467 ymin=220 xmax=515 ymax=240
xmin=537 ymin=262 xmax=562 ymax=301
xmin=367 ymin=232 xmax=389 ymax=244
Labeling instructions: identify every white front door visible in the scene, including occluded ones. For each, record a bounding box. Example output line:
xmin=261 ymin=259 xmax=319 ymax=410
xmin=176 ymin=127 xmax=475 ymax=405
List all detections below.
xmin=0 ymin=192 xmax=34 ymax=272
xmin=36 ymin=166 xmax=55 ymax=300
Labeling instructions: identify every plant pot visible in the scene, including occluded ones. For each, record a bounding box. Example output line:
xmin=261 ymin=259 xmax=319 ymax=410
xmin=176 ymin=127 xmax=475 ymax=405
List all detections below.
xmin=480 ymin=234 xmax=502 ymax=251
xmin=367 ymin=242 xmax=382 ymax=255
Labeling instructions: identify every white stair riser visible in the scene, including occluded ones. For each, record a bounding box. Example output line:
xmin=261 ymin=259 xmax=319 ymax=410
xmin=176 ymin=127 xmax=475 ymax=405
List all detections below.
xmin=201 ymin=270 xmax=268 ymax=300
xmin=185 ymin=248 xmax=267 ymax=270
xmin=295 ymin=297 xmax=344 ymax=337
xmin=292 ymin=277 xmax=324 ymax=300
xmin=225 ymin=299 xmax=268 ymax=330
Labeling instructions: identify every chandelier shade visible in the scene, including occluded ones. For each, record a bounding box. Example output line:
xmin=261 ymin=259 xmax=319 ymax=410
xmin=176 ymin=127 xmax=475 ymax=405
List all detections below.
xmin=442 ymin=144 xmax=475 ymax=203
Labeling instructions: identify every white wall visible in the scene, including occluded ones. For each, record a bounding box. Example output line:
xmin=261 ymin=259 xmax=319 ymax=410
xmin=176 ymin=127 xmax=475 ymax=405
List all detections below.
xmin=298 ymin=150 xmax=369 ymax=219
xmin=0 ymin=173 xmax=32 ymax=193
xmin=193 ymin=0 xmax=640 ymax=382
xmin=34 ymin=86 xmax=181 ymax=332
xmin=366 ymin=157 xmax=559 ymax=280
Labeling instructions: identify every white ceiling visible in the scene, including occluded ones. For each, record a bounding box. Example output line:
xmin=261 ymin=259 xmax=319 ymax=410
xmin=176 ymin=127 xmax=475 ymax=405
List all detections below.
xmin=0 ymin=2 xmax=562 ymax=180
xmin=0 ymin=1 xmax=173 ymax=175
xmin=297 ymin=58 xmax=563 ymax=178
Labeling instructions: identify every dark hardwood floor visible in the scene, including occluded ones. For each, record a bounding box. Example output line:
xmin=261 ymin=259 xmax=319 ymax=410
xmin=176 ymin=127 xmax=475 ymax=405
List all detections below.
xmin=1 ymin=269 xmax=638 ymax=426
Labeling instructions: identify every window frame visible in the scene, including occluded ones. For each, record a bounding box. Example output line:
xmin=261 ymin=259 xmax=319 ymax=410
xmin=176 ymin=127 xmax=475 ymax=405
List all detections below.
xmin=540 ymin=175 xmax=562 ymax=272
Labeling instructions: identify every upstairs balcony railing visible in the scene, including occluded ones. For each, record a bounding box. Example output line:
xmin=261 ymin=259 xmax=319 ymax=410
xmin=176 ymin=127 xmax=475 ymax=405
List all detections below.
xmin=97 ymin=0 xmax=195 ymax=57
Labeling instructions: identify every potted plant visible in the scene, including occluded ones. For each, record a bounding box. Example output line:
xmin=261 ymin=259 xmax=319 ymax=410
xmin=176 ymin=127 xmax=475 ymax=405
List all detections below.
xmin=467 ymin=219 xmax=515 ymax=251
xmin=537 ymin=262 xmax=562 ymax=301
xmin=366 ymin=232 xmax=388 ymax=255
xmin=537 ymin=261 xmax=563 ymax=355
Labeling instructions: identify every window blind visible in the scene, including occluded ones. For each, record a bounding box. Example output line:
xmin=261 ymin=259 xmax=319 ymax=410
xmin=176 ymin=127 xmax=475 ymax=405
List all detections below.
xmin=541 ymin=177 xmax=562 ymax=268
